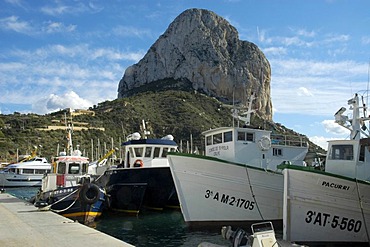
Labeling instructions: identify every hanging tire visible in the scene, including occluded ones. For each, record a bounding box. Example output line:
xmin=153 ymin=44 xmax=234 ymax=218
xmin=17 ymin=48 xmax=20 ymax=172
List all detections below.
xmin=80 ymin=183 xmax=100 ymax=204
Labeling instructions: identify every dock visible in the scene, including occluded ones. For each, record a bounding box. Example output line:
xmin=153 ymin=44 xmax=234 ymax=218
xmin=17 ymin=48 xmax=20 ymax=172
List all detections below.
xmin=0 ymin=192 xmax=134 ymax=247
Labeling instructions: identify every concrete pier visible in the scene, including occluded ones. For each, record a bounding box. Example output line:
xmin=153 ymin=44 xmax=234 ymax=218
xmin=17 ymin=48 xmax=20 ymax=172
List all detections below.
xmin=0 ymin=192 xmax=134 ymax=247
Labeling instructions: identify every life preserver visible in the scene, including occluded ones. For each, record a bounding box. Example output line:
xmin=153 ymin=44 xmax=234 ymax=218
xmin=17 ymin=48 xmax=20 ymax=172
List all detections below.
xmin=258 ymin=136 xmax=271 ymax=151
xmin=79 ymin=183 xmax=100 ymax=204
xmin=133 ymin=159 xmax=144 ymax=167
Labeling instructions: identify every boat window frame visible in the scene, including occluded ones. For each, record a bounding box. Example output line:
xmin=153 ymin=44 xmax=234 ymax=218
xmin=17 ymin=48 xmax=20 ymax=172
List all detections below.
xmin=237 ymin=131 xmax=255 ymax=142
xmin=153 ymin=147 xmax=161 ymax=158
xmin=213 ymin=133 xmax=222 ymax=144
xmin=57 ymin=162 xmax=67 ymax=174
xmin=223 ymin=131 xmax=233 ymax=143
xmin=82 ymin=163 xmax=88 ymax=173
xmin=22 ymin=168 xmax=34 ymax=174
xmin=68 ymin=162 xmax=80 ymax=174
xmin=134 ymin=147 xmax=144 ymax=158
xmin=273 ymin=148 xmax=283 ymax=156
xmin=35 ymin=169 xmax=49 ymax=174
xmin=145 ymin=147 xmax=152 ymax=158
xmin=162 ymin=147 xmax=169 ymax=158
xmin=206 ymin=135 xmax=212 ymax=146
xmin=329 ymin=144 xmax=354 ymax=160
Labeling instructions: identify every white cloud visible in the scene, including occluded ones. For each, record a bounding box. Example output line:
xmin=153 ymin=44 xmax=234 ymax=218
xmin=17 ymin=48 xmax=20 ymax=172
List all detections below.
xmin=113 ymin=26 xmax=152 ymax=38
xmin=309 ymin=119 xmax=351 ymax=150
xmin=41 ymin=2 xmax=103 ymax=16
xmin=309 ymin=136 xmax=330 ymax=150
xmin=262 ymin=47 xmax=287 ymax=56
xmin=297 ymin=87 xmax=313 ymax=97
xmin=42 ymin=21 xmax=76 ymax=33
xmin=322 ymin=119 xmax=350 ymax=136
xmin=0 ymin=16 xmax=32 ymax=34
xmin=295 ymin=29 xmax=316 ymax=38
xmin=362 ymin=36 xmax=370 ymax=45
xmin=33 ymin=91 xmax=92 ymax=114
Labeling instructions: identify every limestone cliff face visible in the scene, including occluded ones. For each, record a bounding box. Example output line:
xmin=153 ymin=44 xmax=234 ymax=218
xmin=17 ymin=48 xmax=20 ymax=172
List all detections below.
xmin=117 ymin=8 xmax=272 ymax=120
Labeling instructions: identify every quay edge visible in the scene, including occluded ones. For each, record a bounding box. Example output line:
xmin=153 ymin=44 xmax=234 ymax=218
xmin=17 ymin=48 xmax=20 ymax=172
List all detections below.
xmin=0 ymin=192 xmax=134 ymax=247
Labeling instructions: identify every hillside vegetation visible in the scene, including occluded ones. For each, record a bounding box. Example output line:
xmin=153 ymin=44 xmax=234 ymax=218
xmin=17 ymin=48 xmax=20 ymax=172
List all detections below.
xmin=0 ymin=90 xmax=323 ymax=163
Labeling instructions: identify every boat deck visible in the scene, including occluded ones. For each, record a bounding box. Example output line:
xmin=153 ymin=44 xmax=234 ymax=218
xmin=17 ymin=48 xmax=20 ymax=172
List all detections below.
xmin=0 ymin=192 xmax=133 ymax=247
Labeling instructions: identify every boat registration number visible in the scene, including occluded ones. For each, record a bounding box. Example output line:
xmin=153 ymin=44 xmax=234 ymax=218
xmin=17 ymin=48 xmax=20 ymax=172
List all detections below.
xmin=205 ymin=189 xmax=255 ymax=210
xmin=305 ymin=210 xmax=362 ymax=233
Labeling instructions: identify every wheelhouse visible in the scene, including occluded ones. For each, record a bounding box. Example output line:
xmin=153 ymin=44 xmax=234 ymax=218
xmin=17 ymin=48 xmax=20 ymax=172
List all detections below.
xmin=122 ymin=139 xmax=178 ymax=168
xmin=326 ymin=138 xmax=370 ymax=180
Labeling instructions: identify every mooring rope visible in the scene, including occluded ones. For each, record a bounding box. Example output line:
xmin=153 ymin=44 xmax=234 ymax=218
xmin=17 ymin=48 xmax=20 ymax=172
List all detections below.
xmin=40 ymin=188 xmax=79 ymax=213
xmin=244 ymin=165 xmax=264 ymax=220
xmin=245 ymin=164 xmax=286 ymax=247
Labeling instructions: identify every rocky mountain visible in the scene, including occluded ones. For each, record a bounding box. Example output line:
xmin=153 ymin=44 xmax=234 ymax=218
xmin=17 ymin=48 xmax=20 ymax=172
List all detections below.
xmin=118 ymin=8 xmax=272 ymax=121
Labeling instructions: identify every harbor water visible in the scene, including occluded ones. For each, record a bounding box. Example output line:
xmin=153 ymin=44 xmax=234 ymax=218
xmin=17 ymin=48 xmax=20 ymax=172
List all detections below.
xmin=5 ymin=187 xmax=231 ymax=247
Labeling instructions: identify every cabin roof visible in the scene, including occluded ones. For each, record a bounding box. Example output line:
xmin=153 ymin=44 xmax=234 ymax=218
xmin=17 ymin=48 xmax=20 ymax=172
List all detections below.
xmin=122 ymin=139 xmax=177 ymax=146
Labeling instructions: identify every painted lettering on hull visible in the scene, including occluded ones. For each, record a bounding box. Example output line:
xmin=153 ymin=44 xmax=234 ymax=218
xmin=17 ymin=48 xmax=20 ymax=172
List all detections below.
xmin=321 ymin=181 xmax=350 ymax=190
xmin=305 ymin=210 xmax=362 ymax=233
xmin=204 ymin=189 xmax=255 ymax=210
xmin=207 ymin=145 xmax=230 ymax=157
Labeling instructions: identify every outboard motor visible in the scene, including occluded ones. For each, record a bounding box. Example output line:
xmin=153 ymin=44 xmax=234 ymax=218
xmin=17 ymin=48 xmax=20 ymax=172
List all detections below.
xmin=221 ymin=226 xmax=250 ymax=247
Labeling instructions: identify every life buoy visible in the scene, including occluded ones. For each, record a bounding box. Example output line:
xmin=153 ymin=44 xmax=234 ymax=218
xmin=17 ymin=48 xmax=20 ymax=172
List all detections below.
xmin=79 ymin=183 xmax=100 ymax=204
xmin=133 ymin=159 xmax=144 ymax=167
xmin=258 ymin=136 xmax=271 ymax=151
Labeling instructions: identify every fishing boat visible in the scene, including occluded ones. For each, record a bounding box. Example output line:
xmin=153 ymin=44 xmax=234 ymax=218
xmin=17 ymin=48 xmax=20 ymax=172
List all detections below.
xmin=0 ymin=153 xmax=52 ymax=187
xmin=279 ymin=92 xmax=370 ymax=245
xmin=33 ymin=118 xmax=107 ymax=225
xmin=103 ymin=120 xmax=179 ymax=214
xmin=167 ymin=93 xmax=308 ymax=229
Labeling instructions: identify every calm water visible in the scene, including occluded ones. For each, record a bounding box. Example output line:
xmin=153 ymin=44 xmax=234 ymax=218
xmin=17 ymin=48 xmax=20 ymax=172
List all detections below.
xmin=6 ymin=187 xmax=231 ymax=247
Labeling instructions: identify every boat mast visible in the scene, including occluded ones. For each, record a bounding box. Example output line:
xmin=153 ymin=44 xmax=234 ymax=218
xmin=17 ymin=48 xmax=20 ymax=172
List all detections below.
xmin=335 ymin=93 xmax=370 ymax=140
xmin=65 ymin=112 xmax=74 ymax=155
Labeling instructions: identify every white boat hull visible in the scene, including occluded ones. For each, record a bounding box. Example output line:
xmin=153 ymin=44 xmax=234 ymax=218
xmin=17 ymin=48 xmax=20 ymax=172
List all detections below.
xmin=0 ymin=173 xmax=44 ymax=187
xmin=283 ymin=166 xmax=370 ymax=244
xmin=168 ymin=154 xmax=284 ymax=227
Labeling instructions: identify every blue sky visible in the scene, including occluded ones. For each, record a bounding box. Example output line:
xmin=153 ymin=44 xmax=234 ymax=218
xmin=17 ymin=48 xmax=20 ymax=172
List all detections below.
xmin=1 ymin=0 xmax=370 ymax=149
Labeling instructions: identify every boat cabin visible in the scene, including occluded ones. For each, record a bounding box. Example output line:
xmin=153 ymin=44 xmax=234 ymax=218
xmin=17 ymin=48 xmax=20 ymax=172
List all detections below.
xmin=122 ymin=139 xmax=178 ymax=168
xmin=325 ymin=93 xmax=370 ymax=181
xmin=2 ymin=157 xmax=51 ymax=175
xmin=203 ymin=126 xmax=308 ymax=170
xmin=41 ymin=151 xmax=90 ymax=191
xmin=325 ymin=138 xmax=370 ymax=180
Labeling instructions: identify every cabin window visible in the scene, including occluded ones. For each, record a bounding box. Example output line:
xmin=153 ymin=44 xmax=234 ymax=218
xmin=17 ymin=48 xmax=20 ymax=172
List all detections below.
xmin=23 ymin=169 xmax=34 ymax=174
xmin=134 ymin=147 xmax=144 ymax=157
xmin=35 ymin=169 xmax=47 ymax=174
xmin=82 ymin=163 xmax=88 ymax=173
xmin=68 ymin=163 xmax=80 ymax=174
xmin=237 ymin=132 xmax=254 ymax=142
xmin=206 ymin=135 xmax=212 ymax=146
xmin=273 ymin=148 xmax=283 ymax=156
xmin=162 ymin=148 xmax=169 ymax=157
xmin=145 ymin=147 xmax=152 ymax=158
xmin=246 ymin=133 xmax=254 ymax=141
xmin=57 ymin=162 xmax=66 ymax=174
xmin=154 ymin=147 xmax=161 ymax=158
xmin=129 ymin=147 xmax=135 ymax=158
xmin=213 ymin=133 xmax=222 ymax=144
xmin=237 ymin=132 xmax=245 ymax=141
xmin=359 ymin=145 xmax=365 ymax=162
xmin=224 ymin=131 xmax=233 ymax=143
xmin=6 ymin=168 xmax=15 ymax=173
xmin=329 ymin=144 xmax=353 ymax=160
